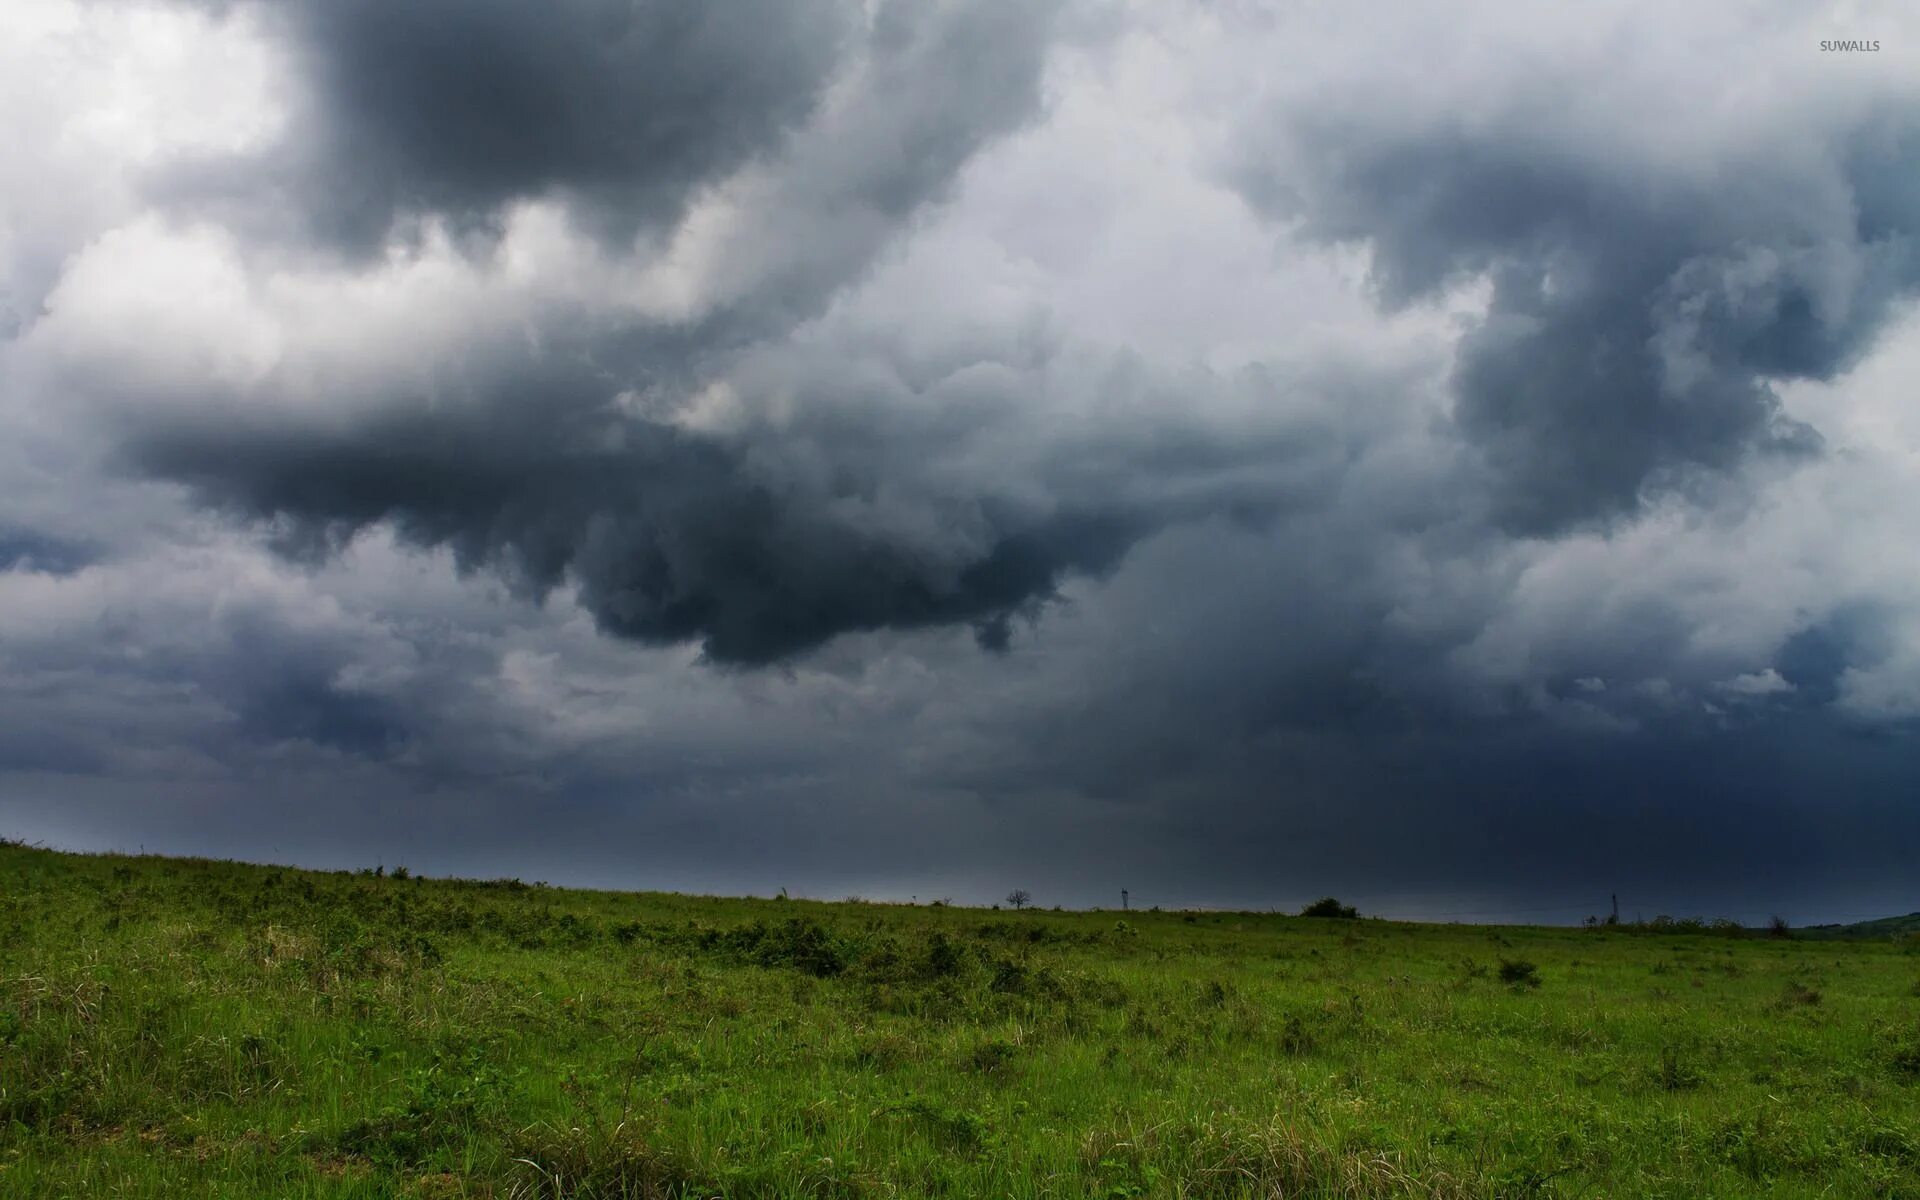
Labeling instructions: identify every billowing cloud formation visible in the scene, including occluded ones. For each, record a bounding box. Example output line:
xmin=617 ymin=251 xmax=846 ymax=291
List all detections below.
xmin=97 ymin=0 xmax=1162 ymax=663
xmin=1236 ymin=44 xmax=1920 ymax=531
xmin=126 ymin=336 xmax=1351 ymax=662
xmin=6 ymin=0 xmax=1920 ymax=919
xmin=178 ymin=0 xmax=855 ymax=251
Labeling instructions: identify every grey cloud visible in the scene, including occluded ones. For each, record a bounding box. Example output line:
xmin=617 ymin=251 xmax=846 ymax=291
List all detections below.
xmin=1771 ymin=604 xmax=1899 ymax=709
xmin=685 ymin=0 xmax=1066 ymax=339
xmin=156 ymin=0 xmax=1066 ymax=327
xmin=0 ymin=527 xmax=94 ymax=576
xmin=122 ymin=336 xmax=1355 ymax=664
xmin=1235 ymin=102 xmax=1920 ymax=531
xmin=212 ymin=608 xmax=411 ymax=755
xmin=166 ymin=0 xmax=857 ymax=252
xmin=102 ymin=0 xmax=1110 ymax=664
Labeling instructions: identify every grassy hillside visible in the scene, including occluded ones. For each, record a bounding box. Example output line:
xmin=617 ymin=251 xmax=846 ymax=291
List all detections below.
xmin=1802 ymin=913 xmax=1920 ymax=941
xmin=4 ymin=844 xmax=1920 ymax=1198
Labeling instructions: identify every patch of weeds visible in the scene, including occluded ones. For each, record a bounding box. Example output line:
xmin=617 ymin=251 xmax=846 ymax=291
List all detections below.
xmin=329 ymin=1049 xmax=508 ymax=1168
xmin=852 ymin=1032 xmax=919 ymax=1072
xmin=968 ymin=1038 xmax=1020 ymax=1079
xmin=506 ymin=1118 xmax=697 ymax=1199
xmin=1862 ymin=1125 xmax=1920 ymax=1165
xmin=1278 ymin=1014 xmax=1315 ymax=1056
xmin=1887 ymin=1033 xmax=1920 ymax=1079
xmin=1082 ymin=1124 xmax=1165 ymax=1199
xmin=1655 ymin=1045 xmax=1703 ymax=1092
xmin=883 ymin=1096 xmax=995 ymax=1154
xmin=1773 ymin=980 xmax=1823 ymax=1010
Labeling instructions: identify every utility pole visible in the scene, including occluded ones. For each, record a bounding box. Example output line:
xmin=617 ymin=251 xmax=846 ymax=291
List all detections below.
xmin=1611 ymin=893 xmax=1619 ymax=924
xmin=1121 ymin=889 xmax=1129 ymax=912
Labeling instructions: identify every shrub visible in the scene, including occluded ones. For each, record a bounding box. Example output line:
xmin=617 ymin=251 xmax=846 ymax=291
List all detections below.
xmin=710 ymin=919 xmax=849 ymax=978
xmin=1278 ymin=1014 xmax=1314 ymax=1055
xmin=1498 ymin=959 xmax=1540 ymax=988
xmin=968 ymin=1038 xmax=1019 ymax=1077
xmin=989 ymin=960 xmax=1030 ymax=995
xmin=1890 ymin=1038 xmax=1920 ymax=1078
xmin=1301 ymin=897 xmax=1358 ymax=919
xmin=1657 ymin=1045 xmax=1702 ymax=1091
xmin=920 ymin=931 xmax=966 ymax=979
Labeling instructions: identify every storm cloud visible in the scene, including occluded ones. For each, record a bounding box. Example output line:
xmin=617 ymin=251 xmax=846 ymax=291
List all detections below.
xmin=1236 ymin=55 xmax=1920 ymax=531
xmin=5 ymin=0 xmax=1920 ymax=919
xmin=179 ymin=0 xmax=856 ymax=251
xmin=97 ymin=0 xmax=1150 ymax=663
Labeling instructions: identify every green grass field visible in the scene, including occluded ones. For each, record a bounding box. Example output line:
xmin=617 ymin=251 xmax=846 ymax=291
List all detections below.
xmin=5 ymin=843 xmax=1920 ymax=1198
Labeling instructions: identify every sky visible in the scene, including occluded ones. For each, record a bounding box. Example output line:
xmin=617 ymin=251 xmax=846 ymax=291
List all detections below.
xmin=4 ymin=0 xmax=1920 ymax=924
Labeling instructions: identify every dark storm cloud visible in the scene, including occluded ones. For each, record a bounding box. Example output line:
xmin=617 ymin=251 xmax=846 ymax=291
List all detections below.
xmin=98 ymin=0 xmax=1129 ymax=663
xmin=122 ymin=342 xmax=1350 ymax=664
xmin=159 ymin=0 xmax=1065 ymax=310
xmin=1235 ymin=104 xmax=1920 ymax=531
xmin=167 ymin=0 xmax=857 ymax=252
xmin=131 ymin=415 xmax=1141 ymax=665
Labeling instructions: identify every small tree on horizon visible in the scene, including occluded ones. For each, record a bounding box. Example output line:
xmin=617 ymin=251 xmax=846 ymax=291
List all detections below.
xmin=1301 ymin=896 xmax=1359 ymax=919
xmin=1006 ymin=889 xmax=1033 ymax=910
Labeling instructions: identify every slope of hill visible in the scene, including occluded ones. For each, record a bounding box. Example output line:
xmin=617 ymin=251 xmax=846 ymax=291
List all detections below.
xmin=4 ymin=842 xmax=1920 ymax=1197
xmin=1800 ymin=912 xmax=1920 ymax=940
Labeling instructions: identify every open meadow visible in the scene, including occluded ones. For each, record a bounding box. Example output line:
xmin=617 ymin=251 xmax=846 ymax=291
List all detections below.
xmin=4 ymin=842 xmax=1920 ymax=1198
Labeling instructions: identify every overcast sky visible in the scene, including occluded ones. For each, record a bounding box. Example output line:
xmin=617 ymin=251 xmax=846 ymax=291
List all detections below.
xmin=5 ymin=0 xmax=1920 ymax=922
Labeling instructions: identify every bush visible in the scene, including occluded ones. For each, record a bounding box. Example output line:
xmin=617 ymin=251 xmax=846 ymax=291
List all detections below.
xmin=709 ymin=919 xmax=849 ymax=978
xmin=1300 ymin=898 xmax=1358 ymax=919
xmin=1498 ymin=959 xmax=1540 ymax=988
xmin=1890 ymin=1037 xmax=1920 ymax=1078
xmin=920 ymin=931 xmax=966 ymax=979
